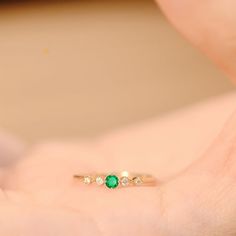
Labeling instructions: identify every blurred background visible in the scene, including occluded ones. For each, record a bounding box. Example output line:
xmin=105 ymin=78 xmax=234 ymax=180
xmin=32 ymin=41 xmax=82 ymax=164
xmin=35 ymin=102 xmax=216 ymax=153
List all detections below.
xmin=0 ymin=0 xmax=234 ymax=143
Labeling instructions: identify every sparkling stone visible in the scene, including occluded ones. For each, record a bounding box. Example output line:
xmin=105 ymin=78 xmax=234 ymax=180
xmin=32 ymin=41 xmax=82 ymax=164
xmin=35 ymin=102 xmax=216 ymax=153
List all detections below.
xmin=96 ymin=176 xmax=104 ymax=185
xmin=105 ymin=175 xmax=119 ymax=189
xmin=133 ymin=177 xmax=143 ymax=185
xmin=120 ymin=176 xmax=129 ymax=187
xmin=83 ymin=176 xmax=92 ymax=185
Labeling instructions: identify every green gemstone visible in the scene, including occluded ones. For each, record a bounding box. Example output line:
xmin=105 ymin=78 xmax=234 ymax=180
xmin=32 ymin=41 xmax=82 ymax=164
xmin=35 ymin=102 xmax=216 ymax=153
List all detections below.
xmin=105 ymin=175 xmax=119 ymax=189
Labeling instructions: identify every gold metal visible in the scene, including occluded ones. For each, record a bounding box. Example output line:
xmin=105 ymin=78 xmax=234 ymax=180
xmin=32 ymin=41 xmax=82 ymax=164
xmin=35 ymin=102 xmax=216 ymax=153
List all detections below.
xmin=74 ymin=171 xmax=158 ymax=188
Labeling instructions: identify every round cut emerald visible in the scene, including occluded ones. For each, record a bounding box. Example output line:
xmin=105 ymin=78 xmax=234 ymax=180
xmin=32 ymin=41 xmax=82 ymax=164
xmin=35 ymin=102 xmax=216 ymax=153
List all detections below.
xmin=105 ymin=175 xmax=119 ymax=189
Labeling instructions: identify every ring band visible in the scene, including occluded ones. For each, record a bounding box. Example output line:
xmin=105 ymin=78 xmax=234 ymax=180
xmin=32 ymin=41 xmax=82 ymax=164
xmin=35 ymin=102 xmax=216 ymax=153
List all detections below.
xmin=74 ymin=171 xmax=158 ymax=189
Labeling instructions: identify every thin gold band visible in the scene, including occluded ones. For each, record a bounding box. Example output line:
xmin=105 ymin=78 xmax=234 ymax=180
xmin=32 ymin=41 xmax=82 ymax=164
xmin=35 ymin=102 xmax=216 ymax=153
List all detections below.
xmin=74 ymin=171 xmax=157 ymax=189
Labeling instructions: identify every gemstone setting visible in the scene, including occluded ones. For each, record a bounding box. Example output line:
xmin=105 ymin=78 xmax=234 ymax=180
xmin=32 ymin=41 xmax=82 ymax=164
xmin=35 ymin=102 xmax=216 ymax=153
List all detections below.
xmin=96 ymin=176 xmax=104 ymax=186
xmin=105 ymin=175 xmax=119 ymax=189
xmin=83 ymin=176 xmax=92 ymax=184
xmin=120 ymin=176 xmax=129 ymax=186
xmin=133 ymin=177 xmax=143 ymax=185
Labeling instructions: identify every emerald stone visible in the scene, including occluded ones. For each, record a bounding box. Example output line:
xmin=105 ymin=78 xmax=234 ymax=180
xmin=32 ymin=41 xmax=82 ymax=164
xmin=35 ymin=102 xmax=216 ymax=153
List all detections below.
xmin=105 ymin=175 xmax=119 ymax=189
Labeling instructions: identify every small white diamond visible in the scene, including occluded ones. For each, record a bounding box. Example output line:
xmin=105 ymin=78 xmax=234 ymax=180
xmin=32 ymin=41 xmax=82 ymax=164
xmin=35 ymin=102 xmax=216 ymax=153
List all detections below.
xmin=83 ymin=176 xmax=92 ymax=185
xmin=120 ymin=176 xmax=129 ymax=186
xmin=96 ymin=176 xmax=104 ymax=185
xmin=133 ymin=177 xmax=143 ymax=185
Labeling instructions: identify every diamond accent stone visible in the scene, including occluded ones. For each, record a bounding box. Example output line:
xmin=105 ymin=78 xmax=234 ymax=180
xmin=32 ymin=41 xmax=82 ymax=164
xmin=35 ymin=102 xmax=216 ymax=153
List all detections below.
xmin=96 ymin=176 xmax=104 ymax=185
xmin=83 ymin=176 xmax=92 ymax=185
xmin=120 ymin=176 xmax=129 ymax=187
xmin=133 ymin=177 xmax=143 ymax=185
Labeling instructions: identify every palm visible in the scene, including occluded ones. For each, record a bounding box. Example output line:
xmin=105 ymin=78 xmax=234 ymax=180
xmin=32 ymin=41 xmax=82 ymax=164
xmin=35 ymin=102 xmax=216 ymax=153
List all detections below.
xmin=2 ymin=96 xmax=236 ymax=236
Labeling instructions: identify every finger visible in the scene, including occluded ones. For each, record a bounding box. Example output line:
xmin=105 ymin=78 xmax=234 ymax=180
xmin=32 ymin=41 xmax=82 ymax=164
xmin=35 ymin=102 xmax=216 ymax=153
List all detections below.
xmin=156 ymin=0 xmax=236 ymax=78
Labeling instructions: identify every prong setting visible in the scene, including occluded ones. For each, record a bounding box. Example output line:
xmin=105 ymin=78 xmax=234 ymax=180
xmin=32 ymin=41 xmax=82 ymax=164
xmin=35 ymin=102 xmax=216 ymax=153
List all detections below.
xmin=96 ymin=176 xmax=104 ymax=186
xmin=120 ymin=176 xmax=130 ymax=187
xmin=105 ymin=175 xmax=119 ymax=189
xmin=83 ymin=176 xmax=92 ymax=184
xmin=133 ymin=177 xmax=143 ymax=185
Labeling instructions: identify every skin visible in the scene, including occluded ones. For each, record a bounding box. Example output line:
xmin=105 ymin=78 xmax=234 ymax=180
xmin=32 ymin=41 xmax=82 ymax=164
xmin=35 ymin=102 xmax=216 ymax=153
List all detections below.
xmin=1 ymin=0 xmax=236 ymax=235
xmin=157 ymin=0 xmax=236 ymax=79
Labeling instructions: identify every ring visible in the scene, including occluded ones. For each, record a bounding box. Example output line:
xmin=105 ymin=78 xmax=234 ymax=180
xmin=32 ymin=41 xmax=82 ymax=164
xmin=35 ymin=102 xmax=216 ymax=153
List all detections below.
xmin=74 ymin=171 xmax=158 ymax=189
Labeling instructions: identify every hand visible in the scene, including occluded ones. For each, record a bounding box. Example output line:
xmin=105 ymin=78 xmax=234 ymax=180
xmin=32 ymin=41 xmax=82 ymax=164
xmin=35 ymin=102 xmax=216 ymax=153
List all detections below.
xmin=0 ymin=93 xmax=235 ymax=236
xmin=1 ymin=1 xmax=236 ymax=235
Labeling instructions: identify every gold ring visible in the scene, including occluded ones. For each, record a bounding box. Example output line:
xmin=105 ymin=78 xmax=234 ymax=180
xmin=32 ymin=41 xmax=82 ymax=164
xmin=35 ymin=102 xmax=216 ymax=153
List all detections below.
xmin=74 ymin=171 xmax=158 ymax=189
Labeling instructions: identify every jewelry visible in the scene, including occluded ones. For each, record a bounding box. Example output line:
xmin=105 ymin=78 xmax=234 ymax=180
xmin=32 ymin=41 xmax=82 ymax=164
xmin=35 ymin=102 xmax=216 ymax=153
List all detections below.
xmin=74 ymin=171 xmax=157 ymax=189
